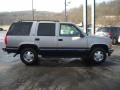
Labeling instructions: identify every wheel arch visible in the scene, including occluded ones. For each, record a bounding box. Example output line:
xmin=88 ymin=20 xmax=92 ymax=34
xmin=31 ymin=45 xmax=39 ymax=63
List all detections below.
xmin=18 ymin=44 xmax=39 ymax=53
xmin=90 ymin=44 xmax=109 ymax=52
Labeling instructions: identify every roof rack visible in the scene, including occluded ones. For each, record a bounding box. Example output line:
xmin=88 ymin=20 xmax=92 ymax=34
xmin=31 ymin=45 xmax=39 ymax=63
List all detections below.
xmin=18 ymin=20 xmax=59 ymax=22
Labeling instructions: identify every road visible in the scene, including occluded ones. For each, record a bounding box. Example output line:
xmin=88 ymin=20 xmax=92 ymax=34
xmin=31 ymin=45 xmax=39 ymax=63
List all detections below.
xmin=0 ymin=42 xmax=120 ymax=90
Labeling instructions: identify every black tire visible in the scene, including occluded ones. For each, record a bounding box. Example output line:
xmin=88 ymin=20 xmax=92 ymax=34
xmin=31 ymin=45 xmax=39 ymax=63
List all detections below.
xmin=112 ymin=38 xmax=117 ymax=45
xmin=20 ymin=48 xmax=38 ymax=65
xmin=83 ymin=48 xmax=106 ymax=65
xmin=90 ymin=48 xmax=106 ymax=64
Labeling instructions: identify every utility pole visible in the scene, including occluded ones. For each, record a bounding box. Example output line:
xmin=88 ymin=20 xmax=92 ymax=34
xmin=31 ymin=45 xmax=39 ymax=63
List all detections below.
xmin=91 ymin=0 xmax=95 ymax=35
xmin=32 ymin=0 xmax=34 ymax=20
xmin=65 ymin=0 xmax=67 ymax=22
xmin=83 ymin=0 xmax=87 ymax=34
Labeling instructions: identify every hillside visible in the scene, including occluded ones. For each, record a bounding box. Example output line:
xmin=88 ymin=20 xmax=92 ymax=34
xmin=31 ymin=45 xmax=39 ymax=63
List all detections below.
xmin=0 ymin=0 xmax=120 ymax=26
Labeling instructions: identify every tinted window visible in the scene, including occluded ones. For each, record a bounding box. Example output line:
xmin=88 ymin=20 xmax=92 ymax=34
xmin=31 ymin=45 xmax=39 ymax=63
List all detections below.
xmin=37 ymin=23 xmax=55 ymax=36
xmin=7 ymin=22 xmax=32 ymax=36
xmin=118 ymin=28 xmax=120 ymax=34
xmin=116 ymin=28 xmax=120 ymax=34
xmin=97 ymin=27 xmax=110 ymax=32
xmin=109 ymin=27 xmax=119 ymax=34
xmin=60 ymin=24 xmax=80 ymax=36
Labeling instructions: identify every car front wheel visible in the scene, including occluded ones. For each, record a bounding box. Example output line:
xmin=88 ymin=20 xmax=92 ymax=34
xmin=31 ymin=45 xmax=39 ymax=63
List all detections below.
xmin=20 ymin=48 xmax=38 ymax=65
xmin=89 ymin=48 xmax=106 ymax=64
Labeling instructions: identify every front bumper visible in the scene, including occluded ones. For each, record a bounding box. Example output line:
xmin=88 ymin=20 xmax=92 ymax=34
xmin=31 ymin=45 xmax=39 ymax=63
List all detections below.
xmin=108 ymin=48 xmax=114 ymax=56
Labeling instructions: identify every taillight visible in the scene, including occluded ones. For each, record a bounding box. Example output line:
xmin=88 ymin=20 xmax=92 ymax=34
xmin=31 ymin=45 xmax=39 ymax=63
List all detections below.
xmin=4 ymin=36 xmax=7 ymax=45
xmin=108 ymin=32 xmax=112 ymax=38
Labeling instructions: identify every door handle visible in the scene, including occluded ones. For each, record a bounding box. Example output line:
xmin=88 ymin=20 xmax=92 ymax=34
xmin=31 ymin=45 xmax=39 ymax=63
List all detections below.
xmin=35 ymin=38 xmax=40 ymax=41
xmin=58 ymin=39 xmax=63 ymax=41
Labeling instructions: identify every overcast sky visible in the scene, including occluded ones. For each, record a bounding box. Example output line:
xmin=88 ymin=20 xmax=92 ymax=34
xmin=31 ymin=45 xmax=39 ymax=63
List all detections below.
xmin=0 ymin=0 xmax=112 ymax=12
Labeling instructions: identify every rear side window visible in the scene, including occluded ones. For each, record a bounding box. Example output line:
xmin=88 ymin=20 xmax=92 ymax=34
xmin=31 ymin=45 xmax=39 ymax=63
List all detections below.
xmin=7 ymin=22 xmax=33 ymax=36
xmin=110 ymin=27 xmax=116 ymax=34
xmin=118 ymin=28 xmax=120 ymax=34
xmin=37 ymin=23 xmax=55 ymax=36
xmin=97 ymin=27 xmax=110 ymax=32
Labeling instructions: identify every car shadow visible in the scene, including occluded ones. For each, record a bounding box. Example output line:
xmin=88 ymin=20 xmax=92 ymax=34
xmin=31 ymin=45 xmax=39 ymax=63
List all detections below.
xmin=38 ymin=58 xmax=86 ymax=67
xmin=29 ymin=56 xmax=119 ymax=67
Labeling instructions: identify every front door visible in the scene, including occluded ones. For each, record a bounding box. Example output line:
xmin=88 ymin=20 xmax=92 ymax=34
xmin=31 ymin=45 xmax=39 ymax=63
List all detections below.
xmin=57 ymin=24 xmax=88 ymax=49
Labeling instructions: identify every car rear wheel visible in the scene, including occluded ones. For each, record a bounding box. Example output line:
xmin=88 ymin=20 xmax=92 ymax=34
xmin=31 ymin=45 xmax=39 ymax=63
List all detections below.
xmin=20 ymin=48 xmax=38 ymax=65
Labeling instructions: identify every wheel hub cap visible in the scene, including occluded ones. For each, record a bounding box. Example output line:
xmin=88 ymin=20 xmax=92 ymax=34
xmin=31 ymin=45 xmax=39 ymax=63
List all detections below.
xmin=23 ymin=51 xmax=34 ymax=62
xmin=94 ymin=51 xmax=104 ymax=62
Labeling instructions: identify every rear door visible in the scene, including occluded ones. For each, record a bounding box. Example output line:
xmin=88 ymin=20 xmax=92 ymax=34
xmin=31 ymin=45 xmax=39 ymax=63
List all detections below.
xmin=36 ymin=22 xmax=57 ymax=48
xmin=111 ymin=27 xmax=119 ymax=38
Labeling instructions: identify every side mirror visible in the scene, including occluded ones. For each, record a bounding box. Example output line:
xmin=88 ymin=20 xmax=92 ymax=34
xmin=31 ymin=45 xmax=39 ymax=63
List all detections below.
xmin=80 ymin=33 xmax=85 ymax=38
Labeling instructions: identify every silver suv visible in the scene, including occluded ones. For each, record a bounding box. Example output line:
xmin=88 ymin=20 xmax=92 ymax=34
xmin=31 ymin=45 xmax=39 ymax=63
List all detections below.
xmin=2 ymin=20 xmax=113 ymax=65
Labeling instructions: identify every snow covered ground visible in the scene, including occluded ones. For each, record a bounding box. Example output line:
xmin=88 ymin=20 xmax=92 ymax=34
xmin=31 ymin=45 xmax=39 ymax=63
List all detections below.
xmin=0 ymin=31 xmax=6 ymax=42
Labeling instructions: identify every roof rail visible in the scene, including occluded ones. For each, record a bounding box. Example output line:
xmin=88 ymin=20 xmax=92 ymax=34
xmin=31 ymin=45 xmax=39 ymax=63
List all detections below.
xmin=18 ymin=20 xmax=59 ymax=22
xmin=38 ymin=20 xmax=59 ymax=22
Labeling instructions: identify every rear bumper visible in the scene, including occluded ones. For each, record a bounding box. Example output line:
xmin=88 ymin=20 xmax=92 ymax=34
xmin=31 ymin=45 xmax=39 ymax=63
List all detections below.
xmin=2 ymin=47 xmax=18 ymax=53
xmin=108 ymin=48 xmax=114 ymax=56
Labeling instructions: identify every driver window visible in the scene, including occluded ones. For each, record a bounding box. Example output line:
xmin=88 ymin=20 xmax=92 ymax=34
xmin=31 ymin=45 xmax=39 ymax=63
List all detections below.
xmin=60 ymin=24 xmax=80 ymax=36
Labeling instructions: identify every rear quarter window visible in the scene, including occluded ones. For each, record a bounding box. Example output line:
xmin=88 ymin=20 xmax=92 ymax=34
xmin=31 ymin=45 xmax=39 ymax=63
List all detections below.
xmin=7 ymin=22 xmax=33 ymax=36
